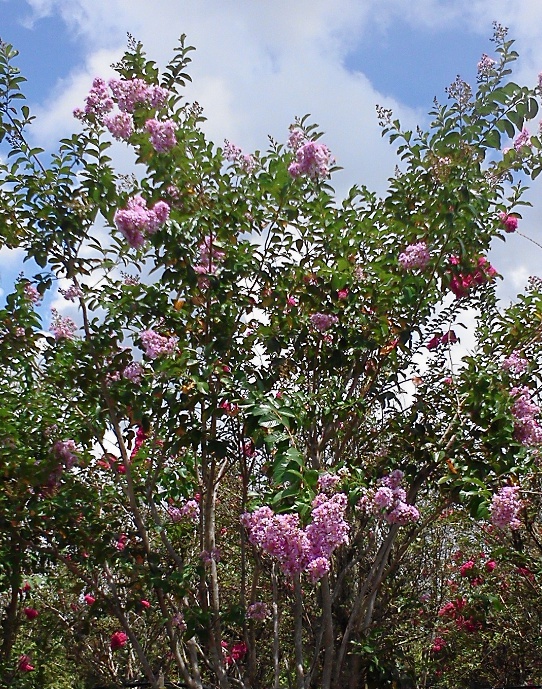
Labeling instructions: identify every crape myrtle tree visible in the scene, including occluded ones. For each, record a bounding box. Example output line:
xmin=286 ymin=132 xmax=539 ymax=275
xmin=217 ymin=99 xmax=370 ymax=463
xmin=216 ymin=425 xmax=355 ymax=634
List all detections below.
xmin=1 ymin=23 xmax=542 ymax=689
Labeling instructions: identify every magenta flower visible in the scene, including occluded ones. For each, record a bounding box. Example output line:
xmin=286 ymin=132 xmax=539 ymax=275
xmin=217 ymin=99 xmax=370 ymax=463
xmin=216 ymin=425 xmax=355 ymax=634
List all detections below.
xmin=498 ymin=211 xmax=518 ymax=233
xmin=18 ymin=654 xmax=34 ymax=672
xmin=110 ymin=631 xmax=128 ymax=650
xmin=23 ymin=607 xmax=38 ymax=620
xmin=84 ymin=594 xmax=96 ymax=605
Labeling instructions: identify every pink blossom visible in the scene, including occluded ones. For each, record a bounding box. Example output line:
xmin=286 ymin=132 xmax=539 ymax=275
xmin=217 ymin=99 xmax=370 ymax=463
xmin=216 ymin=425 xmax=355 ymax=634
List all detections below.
xmin=287 ymin=128 xmax=306 ymax=151
xmin=514 ymin=127 xmax=531 ymax=150
xmin=23 ymin=283 xmax=41 ymax=304
xmin=59 ymin=282 xmax=83 ymax=302
xmin=222 ymin=641 xmax=247 ymax=667
xmin=448 ymin=255 xmax=497 ymax=298
xmin=115 ymin=534 xmax=127 ymax=551
xmin=246 ymin=601 xmax=270 ymax=621
xmin=110 ymin=631 xmax=128 ymax=650
xmin=477 ymin=54 xmax=496 ymax=76
xmin=432 ymin=637 xmax=447 ymax=653
xmin=140 ymin=329 xmax=178 ymax=359
xmin=123 ymin=361 xmax=144 ymax=384
xmin=194 ymin=235 xmax=226 ymax=277
xmin=502 ymin=351 xmax=528 ymax=375
xmin=459 ymin=560 xmax=475 ymax=577
xmin=114 ymin=195 xmax=170 ymax=248
xmin=306 ymin=556 xmax=331 ymax=582
xmin=104 ymin=111 xmax=134 ymax=140
xmin=498 ymin=211 xmax=518 ymax=233
xmin=108 ymin=78 xmax=169 ymax=112
xmin=288 ymin=140 xmax=333 ymax=180
xmin=337 ymin=288 xmax=349 ymax=300
xmin=140 ymin=599 xmax=151 ymax=609
xmin=53 ymin=439 xmax=78 ymax=469
xmin=510 ymin=386 xmax=542 ymax=445
xmin=310 ymin=312 xmax=338 ymax=332
xmin=398 ymin=242 xmax=431 ymax=270
xmin=485 ymin=560 xmax=496 ymax=572
xmin=50 ymin=309 xmax=77 ymax=340
xmin=78 ymin=77 xmax=114 ymax=121
xmin=18 ymin=654 xmax=34 ymax=672
xmin=200 ymin=548 xmax=221 ymax=564
xmin=24 ymin=607 xmax=38 ymax=620
xmin=168 ymin=499 xmax=200 ymax=523
xmin=145 ymin=118 xmax=178 ymax=152
xmin=317 ymin=472 xmax=341 ymax=493
xmin=84 ymin=594 xmax=95 ymax=605
xmin=490 ymin=486 xmax=522 ymax=530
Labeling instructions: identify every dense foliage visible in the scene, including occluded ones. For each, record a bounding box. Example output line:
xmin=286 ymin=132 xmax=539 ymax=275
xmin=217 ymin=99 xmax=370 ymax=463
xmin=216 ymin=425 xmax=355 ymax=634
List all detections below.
xmin=1 ymin=24 xmax=542 ymax=689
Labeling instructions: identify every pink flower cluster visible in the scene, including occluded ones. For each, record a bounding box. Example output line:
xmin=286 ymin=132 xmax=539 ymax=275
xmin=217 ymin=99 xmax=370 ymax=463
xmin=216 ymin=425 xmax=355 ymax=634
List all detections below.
xmin=498 ymin=211 xmax=518 ymax=233
xmin=123 ymin=361 xmax=145 ymax=384
xmin=448 ymin=255 xmax=497 ymax=299
xmin=23 ymin=283 xmax=41 ymax=304
xmin=317 ymin=472 xmax=341 ymax=493
xmin=194 ymin=235 xmax=226 ymax=283
xmin=242 ymin=493 xmax=349 ymax=581
xmin=114 ymin=195 xmax=170 ymax=248
xmin=223 ymin=140 xmax=257 ymax=173
xmin=510 ymin=385 xmax=542 ymax=445
xmin=432 ymin=637 xmax=447 ymax=653
xmin=438 ymin=597 xmax=481 ymax=632
xmin=59 ymin=282 xmax=83 ymax=302
xmin=168 ymin=499 xmax=200 ymax=523
xmin=144 ymin=118 xmax=178 ymax=152
xmin=75 ymin=77 xmax=172 ymax=149
xmin=24 ymin=607 xmax=39 ymax=620
xmin=357 ymin=470 xmax=420 ymax=525
xmin=140 ymin=329 xmax=178 ymax=359
xmin=53 ymin=439 xmax=78 ymax=469
xmin=288 ymin=140 xmax=333 ymax=180
xmin=398 ymin=241 xmax=431 ymax=270
xmin=514 ymin=127 xmax=531 ymax=150
xmin=108 ymin=78 xmax=169 ymax=112
xmin=246 ymin=601 xmax=270 ymax=621
xmin=490 ymin=486 xmax=522 ymax=530
xmin=310 ymin=312 xmax=339 ymax=332
xmin=502 ymin=350 xmax=528 ymax=375
xmin=104 ymin=111 xmax=134 ymax=140
xmin=477 ymin=54 xmax=496 ymax=76
xmin=50 ymin=309 xmax=77 ymax=340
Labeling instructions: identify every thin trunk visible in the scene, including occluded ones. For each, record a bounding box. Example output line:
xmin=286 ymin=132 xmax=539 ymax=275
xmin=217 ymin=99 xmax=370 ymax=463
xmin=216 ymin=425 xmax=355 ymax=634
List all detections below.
xmin=293 ymin=574 xmax=305 ymax=689
xmin=272 ymin=564 xmax=281 ymax=689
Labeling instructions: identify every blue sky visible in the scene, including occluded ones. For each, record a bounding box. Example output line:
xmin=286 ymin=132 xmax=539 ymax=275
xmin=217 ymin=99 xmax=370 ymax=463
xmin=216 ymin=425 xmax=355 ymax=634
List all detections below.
xmin=1 ymin=0 xmax=542 ymax=315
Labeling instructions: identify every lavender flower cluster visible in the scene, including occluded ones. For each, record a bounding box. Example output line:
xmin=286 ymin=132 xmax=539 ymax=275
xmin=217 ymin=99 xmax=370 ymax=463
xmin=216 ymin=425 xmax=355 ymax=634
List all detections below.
xmin=74 ymin=77 xmax=176 ymax=152
xmin=241 ymin=492 xmax=349 ymax=582
xmin=287 ymin=129 xmax=333 ymax=180
xmin=114 ymin=195 xmax=170 ymax=248
xmin=489 ymin=486 xmax=522 ymax=530
xmin=398 ymin=241 xmax=431 ymax=270
xmin=357 ymin=470 xmax=420 ymax=525
xmin=510 ymin=385 xmax=542 ymax=446
xmin=140 ymin=329 xmax=178 ymax=359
